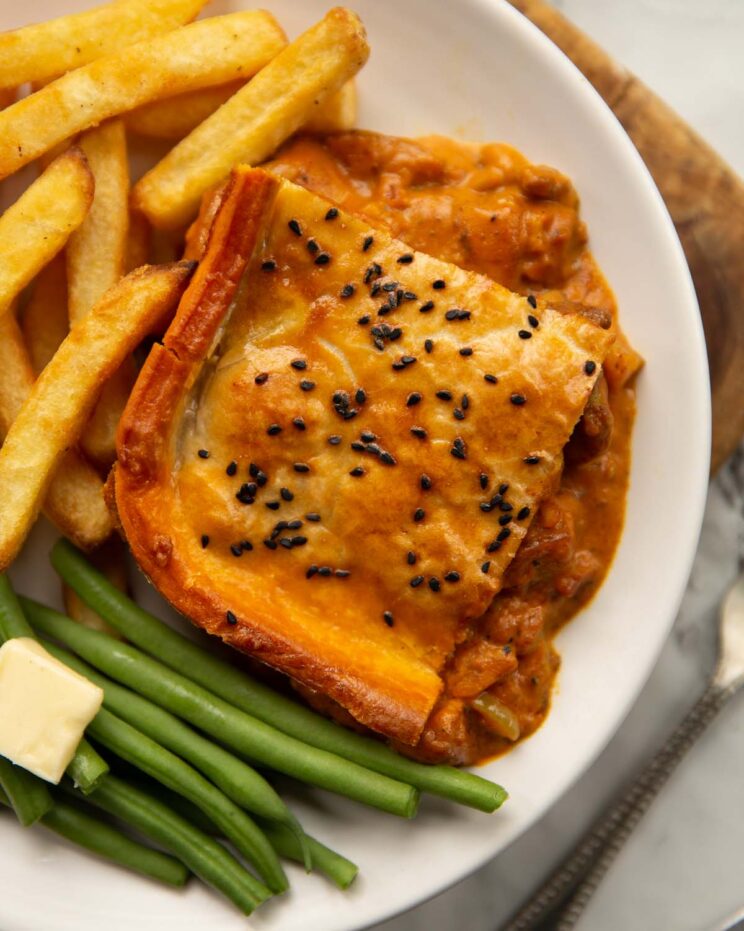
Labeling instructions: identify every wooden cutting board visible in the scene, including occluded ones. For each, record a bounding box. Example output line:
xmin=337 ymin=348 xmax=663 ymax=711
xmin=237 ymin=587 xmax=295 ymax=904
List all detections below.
xmin=510 ymin=0 xmax=744 ymax=474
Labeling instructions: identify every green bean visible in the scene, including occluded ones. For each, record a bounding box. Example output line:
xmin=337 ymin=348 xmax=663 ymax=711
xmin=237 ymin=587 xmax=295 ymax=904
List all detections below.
xmin=261 ymin=822 xmax=359 ymax=890
xmin=0 ymin=574 xmax=109 ymax=794
xmin=43 ymin=639 xmax=309 ymax=867
xmin=50 ymin=541 xmax=508 ymax=812
xmin=0 ymin=758 xmax=53 ymax=826
xmin=69 ymin=774 xmax=268 ymax=915
xmin=25 ymin=598 xmax=418 ymax=819
xmin=0 ymin=785 xmax=188 ymax=886
xmin=84 ymin=706 xmax=284 ymax=894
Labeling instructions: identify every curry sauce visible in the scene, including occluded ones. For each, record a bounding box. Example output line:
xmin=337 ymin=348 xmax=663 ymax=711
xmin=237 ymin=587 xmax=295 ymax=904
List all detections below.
xmin=264 ymin=131 xmax=641 ymax=765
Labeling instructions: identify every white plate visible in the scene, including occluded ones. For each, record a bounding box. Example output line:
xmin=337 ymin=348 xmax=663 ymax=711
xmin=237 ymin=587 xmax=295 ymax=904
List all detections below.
xmin=1 ymin=1 xmax=710 ymax=929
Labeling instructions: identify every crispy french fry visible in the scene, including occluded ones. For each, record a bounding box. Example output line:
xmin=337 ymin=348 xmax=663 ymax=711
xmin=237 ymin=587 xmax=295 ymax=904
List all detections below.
xmin=67 ymin=121 xmax=129 ymax=324
xmin=0 ymin=311 xmax=112 ymax=551
xmin=0 ymin=148 xmax=93 ymax=317
xmin=0 ymin=262 xmax=194 ymax=570
xmin=303 ymin=80 xmax=357 ymax=134
xmin=125 ymin=80 xmax=244 ymax=140
xmin=63 ymin=536 xmax=127 ymax=638
xmin=126 ymin=78 xmax=358 ymax=142
xmin=0 ymin=11 xmax=287 ymax=180
xmin=20 ymin=255 xmax=69 ymax=374
xmin=0 ymin=0 xmax=209 ymax=89
xmin=132 ymin=8 xmax=369 ymax=229
xmin=125 ymin=211 xmax=151 ymax=273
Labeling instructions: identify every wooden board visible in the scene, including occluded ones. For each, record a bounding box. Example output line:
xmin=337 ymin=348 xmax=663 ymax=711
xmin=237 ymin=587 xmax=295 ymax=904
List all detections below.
xmin=510 ymin=0 xmax=744 ymax=474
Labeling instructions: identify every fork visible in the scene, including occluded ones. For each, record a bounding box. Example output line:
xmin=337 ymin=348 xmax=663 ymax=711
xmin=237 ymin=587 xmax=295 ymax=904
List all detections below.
xmin=502 ymin=570 xmax=744 ymax=930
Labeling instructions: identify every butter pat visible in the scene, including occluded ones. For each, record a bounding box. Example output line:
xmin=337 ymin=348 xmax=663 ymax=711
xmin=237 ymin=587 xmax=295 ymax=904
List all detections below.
xmin=0 ymin=638 xmax=103 ymax=783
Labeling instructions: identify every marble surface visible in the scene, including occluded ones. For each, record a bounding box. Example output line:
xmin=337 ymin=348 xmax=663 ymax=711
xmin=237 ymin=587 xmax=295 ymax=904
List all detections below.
xmin=375 ymin=2 xmax=744 ymax=930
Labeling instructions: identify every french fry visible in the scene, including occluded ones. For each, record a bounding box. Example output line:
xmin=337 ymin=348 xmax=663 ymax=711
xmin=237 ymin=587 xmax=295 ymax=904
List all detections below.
xmin=67 ymin=121 xmax=129 ymax=325
xmin=63 ymin=536 xmax=128 ymax=638
xmin=303 ymin=80 xmax=357 ymax=134
xmin=0 ymin=262 xmax=194 ymax=570
xmin=0 ymin=312 xmax=112 ymax=551
xmin=0 ymin=87 xmax=16 ymax=109
xmin=20 ymin=255 xmax=69 ymax=374
xmin=132 ymin=8 xmax=369 ymax=229
xmin=0 ymin=11 xmax=287 ymax=181
xmin=0 ymin=148 xmax=93 ymax=317
xmin=0 ymin=0 xmax=209 ymax=89
xmin=126 ymin=78 xmax=358 ymax=142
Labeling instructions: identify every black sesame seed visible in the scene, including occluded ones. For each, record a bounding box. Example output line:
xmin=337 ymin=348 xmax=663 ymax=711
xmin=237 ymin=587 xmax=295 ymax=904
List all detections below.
xmin=444 ymin=571 xmax=460 ymax=583
xmin=350 ymin=466 xmax=365 ymax=477
xmin=518 ymin=330 xmax=532 ymax=340
xmin=249 ymin=463 xmax=260 ymax=477
xmin=445 ymin=310 xmax=458 ymax=321
xmin=241 ymin=540 xmax=253 ymax=551
xmin=419 ymin=300 xmax=434 ymax=313
xmin=380 ymin=451 xmax=397 ymax=465
xmin=424 ymin=339 xmax=434 ymax=354
xmin=487 ymin=540 xmax=502 ymax=553
xmin=499 ymin=483 xmax=509 ymax=494
xmin=279 ymin=538 xmax=293 ymax=549
xmin=481 ymin=561 xmax=491 ymax=574
xmin=314 ymin=252 xmax=331 ymax=266
xmin=280 ymin=487 xmax=294 ymax=501
xmin=325 ymin=207 xmax=339 ymax=221
xmin=480 ymin=473 xmax=489 ymax=490
xmin=286 ymin=519 xmax=303 ymax=530
xmin=255 ymin=470 xmax=268 ymax=487
xmin=500 ymin=501 xmax=513 ymax=512
xmin=261 ymin=259 xmax=276 ymax=271
xmin=407 ymin=392 xmax=422 ymax=407
xmin=383 ymin=611 xmax=394 ymax=627
xmin=291 ymin=359 xmax=307 ymax=370
xmin=528 ymin=313 xmax=539 ymax=328
xmin=355 ymin=388 xmax=366 ymax=404
xmin=402 ymin=291 xmax=417 ymax=301
xmin=420 ymin=474 xmax=432 ymax=490
xmin=362 ymin=235 xmax=374 ymax=252
xmin=451 ymin=442 xmax=467 ymax=460
xmin=459 ymin=347 xmax=473 ymax=356
xmin=510 ymin=393 xmax=526 ymax=406
xmin=484 ymin=373 xmax=498 ymax=384
xmin=436 ymin=389 xmax=453 ymax=401
xmin=306 ymin=565 xmax=319 ymax=579
xmin=365 ymin=443 xmax=381 ymax=455
xmin=236 ymin=485 xmax=255 ymax=504
xmin=288 ymin=218 xmax=302 ymax=236
xmin=293 ymin=462 xmax=310 ymax=473
xmin=341 ymin=284 xmax=356 ymax=299
xmin=300 ymin=380 xmax=315 ymax=391
xmin=264 ymin=539 xmax=278 ymax=549
xmin=361 ymin=431 xmax=376 ymax=442
xmin=499 ymin=514 xmax=512 ymax=526
xmin=445 ymin=309 xmax=471 ymax=321
xmin=335 ymin=569 xmax=350 ymax=578
xmin=357 ymin=314 xmax=371 ymax=325
xmin=382 ymin=281 xmax=397 ymax=292
xmin=432 ymin=279 xmax=446 ymax=290
xmin=410 ymin=575 xmax=424 ymax=588
xmin=428 ymin=577 xmax=441 ymax=592
xmin=318 ymin=566 xmax=332 ymax=577
xmin=197 ymin=449 xmax=209 ymax=459
xmin=306 ymin=513 xmax=321 ymax=522
xmin=351 ymin=441 xmax=365 ymax=452
xmin=265 ymin=501 xmax=280 ymax=510
xmin=254 ymin=372 xmax=269 ymax=385
xmin=363 ymin=263 xmax=382 ymax=284
xmin=226 ymin=461 xmax=237 ymax=476
xmin=328 ymin=435 xmax=342 ymax=445
xmin=524 ymin=455 xmax=541 ymax=465
xmin=585 ymin=360 xmax=597 ymax=375
xmin=480 ymin=502 xmax=493 ymax=513
xmin=453 ymin=408 xmax=465 ymax=421
xmin=407 ymin=551 xmax=417 ymax=565
xmin=413 ymin=508 xmax=425 ymax=522
xmin=397 ymin=253 xmax=414 ymax=264
xmin=411 ymin=426 xmax=428 ymax=439
xmin=306 ymin=238 xmax=320 ymax=255
xmin=291 ymin=536 xmax=307 ymax=546
xmin=517 ymin=506 xmax=531 ymax=520
xmin=201 ymin=534 xmax=210 ymax=548
xmin=267 ymin=424 xmax=282 ymax=436
xmin=292 ymin=417 xmax=306 ymax=431
xmin=497 ymin=527 xmax=512 ymax=542
xmin=245 ymin=482 xmax=258 ymax=496
xmin=370 ymin=282 xmax=382 ymax=297
xmin=527 ymin=294 xmax=537 ymax=309
xmin=226 ymin=610 xmax=237 ymax=625
xmin=373 ymin=337 xmax=385 ymax=351
xmin=230 ymin=543 xmax=243 ymax=557
xmin=490 ymin=494 xmax=503 ymax=507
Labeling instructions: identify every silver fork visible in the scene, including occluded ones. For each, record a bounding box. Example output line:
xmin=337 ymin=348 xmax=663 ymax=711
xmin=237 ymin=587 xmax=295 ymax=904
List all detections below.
xmin=502 ymin=570 xmax=744 ymax=931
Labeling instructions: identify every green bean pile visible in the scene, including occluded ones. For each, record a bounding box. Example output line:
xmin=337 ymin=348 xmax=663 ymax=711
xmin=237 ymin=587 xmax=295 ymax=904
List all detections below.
xmin=0 ymin=541 xmax=508 ymax=916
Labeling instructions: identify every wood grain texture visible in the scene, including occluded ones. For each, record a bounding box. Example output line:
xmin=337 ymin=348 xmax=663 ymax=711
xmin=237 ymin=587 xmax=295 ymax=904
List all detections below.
xmin=510 ymin=0 xmax=744 ymax=473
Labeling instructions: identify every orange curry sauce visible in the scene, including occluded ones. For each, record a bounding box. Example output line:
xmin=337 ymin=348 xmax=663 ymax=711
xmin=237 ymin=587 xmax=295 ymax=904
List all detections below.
xmin=266 ymin=132 xmax=642 ymax=764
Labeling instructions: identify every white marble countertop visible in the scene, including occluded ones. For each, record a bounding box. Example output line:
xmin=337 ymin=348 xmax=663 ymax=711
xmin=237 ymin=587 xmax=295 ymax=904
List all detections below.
xmin=376 ymin=2 xmax=744 ymax=929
